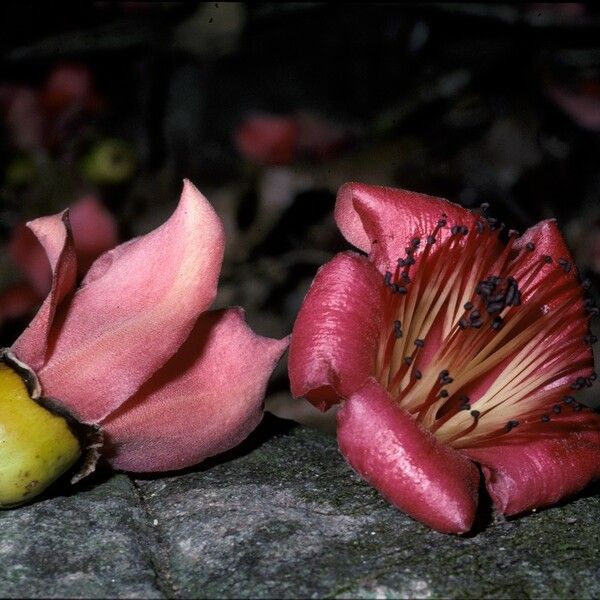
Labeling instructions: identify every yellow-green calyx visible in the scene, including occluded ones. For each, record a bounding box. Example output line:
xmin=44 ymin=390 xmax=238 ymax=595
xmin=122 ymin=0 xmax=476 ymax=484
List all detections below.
xmin=0 ymin=355 xmax=82 ymax=507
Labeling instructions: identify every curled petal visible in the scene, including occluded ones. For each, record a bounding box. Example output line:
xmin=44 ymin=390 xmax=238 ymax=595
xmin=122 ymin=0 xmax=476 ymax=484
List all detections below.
xmin=12 ymin=211 xmax=77 ymax=372
xmin=69 ymin=196 xmax=119 ymax=275
xmin=335 ymin=182 xmax=476 ymax=272
xmin=9 ymin=223 xmax=52 ymax=297
xmin=101 ymin=307 xmax=288 ymax=472
xmin=288 ymin=252 xmax=383 ymax=411
xmin=38 ymin=180 xmax=225 ymax=423
xmin=464 ymin=413 xmax=600 ymax=516
xmin=337 ymin=379 xmax=480 ymax=534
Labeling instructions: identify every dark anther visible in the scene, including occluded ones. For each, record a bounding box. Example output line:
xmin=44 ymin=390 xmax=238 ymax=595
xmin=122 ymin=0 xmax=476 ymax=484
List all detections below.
xmin=563 ymin=396 xmax=575 ymax=404
xmin=558 ymin=258 xmax=572 ymax=273
xmin=487 ymin=301 xmax=505 ymax=314
xmin=458 ymin=319 xmax=468 ymax=330
xmin=543 ymin=255 xmax=553 ymax=264
xmin=508 ymin=229 xmax=519 ymax=238
xmin=587 ymin=307 xmax=600 ymax=316
xmin=526 ymin=242 xmax=535 ymax=252
xmin=572 ymin=377 xmax=586 ymax=390
xmin=475 ymin=221 xmax=485 ymax=234
xmin=397 ymin=258 xmax=405 ymax=267
xmin=584 ymin=334 xmax=598 ymax=345
xmin=439 ymin=390 xmax=449 ymax=398
xmin=404 ymin=257 xmax=416 ymax=266
xmin=414 ymin=339 xmax=425 ymax=348
xmin=470 ymin=309 xmax=481 ymax=320
xmin=591 ymin=372 xmax=598 ymax=381
xmin=451 ymin=225 xmax=461 ymax=235
xmin=506 ymin=420 xmax=519 ymax=431
xmin=471 ymin=410 xmax=480 ymax=419
xmin=414 ymin=370 xmax=422 ymax=380
xmin=582 ymin=278 xmax=591 ymax=290
xmin=464 ymin=302 xmax=473 ymax=310
xmin=461 ymin=226 xmax=469 ymax=235
xmin=480 ymin=202 xmax=490 ymax=211
xmin=384 ymin=271 xmax=392 ymax=286
xmin=541 ymin=415 xmax=550 ymax=423
xmin=470 ymin=318 xmax=483 ymax=329
xmin=426 ymin=235 xmax=436 ymax=245
xmin=442 ymin=376 xmax=454 ymax=385
xmin=411 ymin=238 xmax=421 ymax=248
xmin=487 ymin=217 xmax=498 ymax=227
xmin=393 ymin=285 xmax=408 ymax=294
xmin=439 ymin=369 xmax=449 ymax=378
xmin=438 ymin=219 xmax=447 ymax=228
xmin=393 ymin=320 xmax=402 ymax=339
xmin=491 ymin=316 xmax=504 ymax=330
xmin=403 ymin=356 xmax=412 ymax=366
xmin=553 ymin=405 xmax=561 ymax=414
xmin=401 ymin=272 xmax=411 ymax=282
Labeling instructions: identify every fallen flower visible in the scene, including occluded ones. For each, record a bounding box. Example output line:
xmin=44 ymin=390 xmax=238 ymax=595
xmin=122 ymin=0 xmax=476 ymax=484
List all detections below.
xmin=0 ymin=180 xmax=287 ymax=507
xmin=289 ymin=182 xmax=600 ymax=534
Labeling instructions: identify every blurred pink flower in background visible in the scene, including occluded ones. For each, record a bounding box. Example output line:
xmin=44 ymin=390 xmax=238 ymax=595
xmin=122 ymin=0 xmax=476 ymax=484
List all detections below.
xmin=235 ymin=111 xmax=352 ymax=165
xmin=0 ymin=63 xmax=103 ymax=152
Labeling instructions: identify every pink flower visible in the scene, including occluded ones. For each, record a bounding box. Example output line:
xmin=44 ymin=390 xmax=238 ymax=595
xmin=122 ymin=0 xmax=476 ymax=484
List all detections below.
xmin=9 ymin=180 xmax=288 ymax=473
xmin=235 ymin=112 xmax=351 ymax=165
xmin=289 ymin=182 xmax=600 ymax=534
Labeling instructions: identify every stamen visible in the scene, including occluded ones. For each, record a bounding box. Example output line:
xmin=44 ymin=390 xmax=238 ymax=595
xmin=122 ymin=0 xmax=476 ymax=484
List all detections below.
xmin=375 ymin=210 xmax=593 ymax=450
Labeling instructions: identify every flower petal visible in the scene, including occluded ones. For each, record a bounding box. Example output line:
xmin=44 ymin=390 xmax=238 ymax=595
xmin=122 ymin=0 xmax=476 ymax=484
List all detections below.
xmin=101 ymin=307 xmax=288 ymax=472
xmin=69 ymin=196 xmax=119 ymax=275
xmin=11 ymin=211 xmax=77 ymax=372
xmin=288 ymin=251 xmax=383 ymax=411
xmin=464 ymin=412 xmax=600 ymax=516
xmin=9 ymin=223 xmax=52 ymax=296
xmin=337 ymin=379 xmax=480 ymax=534
xmin=38 ymin=180 xmax=225 ymax=423
xmin=335 ymin=182 xmax=476 ymax=272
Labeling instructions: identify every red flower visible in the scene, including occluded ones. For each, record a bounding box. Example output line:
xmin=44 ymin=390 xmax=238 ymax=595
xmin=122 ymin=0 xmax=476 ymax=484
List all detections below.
xmin=289 ymin=182 xmax=600 ymax=534
xmin=9 ymin=180 xmax=287 ymax=474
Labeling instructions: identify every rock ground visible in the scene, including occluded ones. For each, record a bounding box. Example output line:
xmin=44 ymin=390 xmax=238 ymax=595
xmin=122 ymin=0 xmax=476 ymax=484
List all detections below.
xmin=1 ymin=416 xmax=599 ymax=599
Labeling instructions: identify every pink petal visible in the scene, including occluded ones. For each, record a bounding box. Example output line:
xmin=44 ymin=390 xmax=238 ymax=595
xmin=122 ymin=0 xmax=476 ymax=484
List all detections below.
xmin=513 ymin=219 xmax=579 ymax=292
xmin=288 ymin=251 xmax=384 ymax=411
xmin=9 ymin=223 xmax=52 ymax=297
xmin=69 ymin=196 xmax=119 ymax=275
xmin=335 ymin=182 xmax=477 ymax=272
xmin=101 ymin=307 xmax=288 ymax=472
xmin=11 ymin=211 xmax=77 ymax=371
xmin=337 ymin=379 xmax=480 ymax=534
xmin=464 ymin=412 xmax=600 ymax=516
xmin=38 ymin=180 xmax=225 ymax=423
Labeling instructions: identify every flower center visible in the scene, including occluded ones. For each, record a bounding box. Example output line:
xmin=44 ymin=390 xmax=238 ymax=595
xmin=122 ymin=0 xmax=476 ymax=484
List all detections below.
xmin=376 ymin=212 xmax=596 ymax=450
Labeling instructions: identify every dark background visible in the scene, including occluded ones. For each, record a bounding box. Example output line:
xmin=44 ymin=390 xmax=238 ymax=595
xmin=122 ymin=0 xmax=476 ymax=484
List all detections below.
xmin=1 ymin=3 xmax=599 ymax=417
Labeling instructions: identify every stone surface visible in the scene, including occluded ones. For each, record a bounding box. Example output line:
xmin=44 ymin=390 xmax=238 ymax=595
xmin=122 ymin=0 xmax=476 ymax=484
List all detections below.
xmin=0 ymin=473 xmax=162 ymax=599
xmin=1 ymin=416 xmax=600 ymax=598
